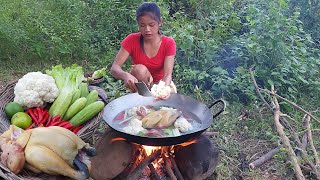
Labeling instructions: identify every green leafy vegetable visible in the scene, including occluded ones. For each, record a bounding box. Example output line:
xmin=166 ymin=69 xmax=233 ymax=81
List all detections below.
xmin=46 ymin=64 xmax=84 ymax=117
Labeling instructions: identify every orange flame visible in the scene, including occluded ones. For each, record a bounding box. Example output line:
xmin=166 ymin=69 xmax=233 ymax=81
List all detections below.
xmin=110 ymin=137 xmax=126 ymax=143
xmin=142 ymin=145 xmax=161 ymax=156
xmin=177 ymin=139 xmax=198 ymax=147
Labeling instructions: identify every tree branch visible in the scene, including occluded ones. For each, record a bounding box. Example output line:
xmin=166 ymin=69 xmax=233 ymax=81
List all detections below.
xmin=305 ymin=115 xmax=320 ymax=166
xmin=259 ymin=88 xmax=319 ymax=123
xmin=271 ymin=85 xmax=305 ymax=180
xmin=249 ymin=68 xmax=273 ymax=110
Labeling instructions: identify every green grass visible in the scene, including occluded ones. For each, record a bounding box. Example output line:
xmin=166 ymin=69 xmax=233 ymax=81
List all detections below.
xmin=0 ymin=57 xmax=112 ymax=82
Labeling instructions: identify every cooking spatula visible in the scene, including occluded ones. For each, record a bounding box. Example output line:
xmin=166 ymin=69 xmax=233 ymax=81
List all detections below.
xmin=135 ymin=82 xmax=153 ymax=96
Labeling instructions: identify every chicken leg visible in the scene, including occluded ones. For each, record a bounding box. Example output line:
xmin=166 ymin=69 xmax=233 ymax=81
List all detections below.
xmin=25 ymin=145 xmax=88 ymax=180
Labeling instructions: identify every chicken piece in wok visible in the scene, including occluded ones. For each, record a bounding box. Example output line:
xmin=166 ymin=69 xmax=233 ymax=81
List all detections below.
xmin=141 ymin=107 xmax=182 ymax=129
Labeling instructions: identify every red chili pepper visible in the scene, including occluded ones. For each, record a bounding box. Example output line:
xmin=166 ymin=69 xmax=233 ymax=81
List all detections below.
xmin=57 ymin=121 xmax=69 ymax=127
xmin=36 ymin=107 xmax=43 ymax=123
xmin=72 ymin=126 xmax=83 ymax=134
xmin=114 ymin=112 xmax=125 ymax=121
xmin=45 ymin=114 xmax=53 ymax=127
xmin=50 ymin=120 xmax=64 ymax=126
xmin=145 ymin=131 xmax=162 ymax=137
xmin=33 ymin=108 xmax=38 ymax=119
xmin=42 ymin=109 xmax=48 ymax=117
xmin=61 ymin=122 xmax=73 ymax=130
xmin=52 ymin=115 xmax=61 ymax=124
xmin=39 ymin=112 xmax=49 ymax=125
xmin=28 ymin=108 xmax=38 ymax=124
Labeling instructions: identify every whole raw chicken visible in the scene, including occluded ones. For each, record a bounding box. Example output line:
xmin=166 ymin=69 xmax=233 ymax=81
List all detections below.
xmin=0 ymin=125 xmax=96 ymax=180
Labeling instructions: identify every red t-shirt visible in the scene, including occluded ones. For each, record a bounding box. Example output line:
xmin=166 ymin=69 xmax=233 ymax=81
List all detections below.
xmin=121 ymin=33 xmax=176 ymax=83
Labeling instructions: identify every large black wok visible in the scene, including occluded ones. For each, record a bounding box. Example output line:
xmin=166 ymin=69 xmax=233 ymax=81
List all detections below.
xmin=102 ymin=93 xmax=225 ymax=146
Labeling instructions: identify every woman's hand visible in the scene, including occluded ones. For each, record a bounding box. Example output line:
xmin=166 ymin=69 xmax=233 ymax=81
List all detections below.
xmin=123 ymin=72 xmax=138 ymax=92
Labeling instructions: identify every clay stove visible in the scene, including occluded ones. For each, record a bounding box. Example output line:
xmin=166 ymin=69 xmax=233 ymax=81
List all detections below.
xmin=90 ymin=128 xmax=220 ymax=180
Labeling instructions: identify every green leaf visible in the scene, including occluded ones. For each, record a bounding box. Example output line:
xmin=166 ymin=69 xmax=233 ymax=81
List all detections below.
xmin=297 ymin=76 xmax=309 ymax=84
xmin=267 ymin=80 xmax=274 ymax=87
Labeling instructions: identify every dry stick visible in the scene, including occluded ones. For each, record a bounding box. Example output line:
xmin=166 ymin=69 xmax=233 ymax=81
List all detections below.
xmin=164 ymin=155 xmax=177 ymax=180
xmin=126 ymin=149 xmax=161 ymax=180
xmin=281 ymin=113 xmax=300 ymax=125
xmin=169 ymin=153 xmax=184 ymax=180
xmin=301 ymin=133 xmax=308 ymax=151
xmin=148 ymin=163 xmax=160 ymax=180
xmin=282 ymin=116 xmax=320 ymax=179
xmin=301 ymin=114 xmax=308 ymax=152
xmin=249 ymin=68 xmax=273 ymax=110
xmin=249 ymin=147 xmax=281 ymax=169
xmin=305 ymin=115 xmax=320 ymax=166
xmin=271 ymin=85 xmax=305 ymax=180
xmin=259 ymin=88 xmax=320 ymax=123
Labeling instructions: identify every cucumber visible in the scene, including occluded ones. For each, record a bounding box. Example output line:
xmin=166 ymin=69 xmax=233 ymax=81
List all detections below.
xmin=85 ymin=90 xmax=98 ymax=107
xmin=63 ymin=97 xmax=87 ymax=120
xmin=70 ymin=89 xmax=81 ymax=104
xmin=69 ymin=101 xmax=105 ymax=127
xmin=49 ymin=91 xmax=73 ymax=118
xmin=79 ymin=82 xmax=89 ymax=97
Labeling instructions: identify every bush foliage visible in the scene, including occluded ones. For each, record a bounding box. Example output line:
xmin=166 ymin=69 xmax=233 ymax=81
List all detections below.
xmin=1 ymin=0 xmax=319 ymax=106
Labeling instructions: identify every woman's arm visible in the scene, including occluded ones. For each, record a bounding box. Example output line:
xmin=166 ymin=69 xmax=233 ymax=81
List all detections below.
xmin=111 ymin=47 xmax=138 ymax=92
xmin=162 ymin=55 xmax=175 ymax=86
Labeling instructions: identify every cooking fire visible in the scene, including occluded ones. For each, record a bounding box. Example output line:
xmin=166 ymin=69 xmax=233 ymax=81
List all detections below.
xmin=91 ymin=129 xmax=220 ymax=180
xmin=124 ymin=138 xmax=199 ymax=180
xmin=93 ymin=92 xmax=225 ymax=179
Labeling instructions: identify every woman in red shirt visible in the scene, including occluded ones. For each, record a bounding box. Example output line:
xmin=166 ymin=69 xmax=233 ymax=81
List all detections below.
xmin=110 ymin=2 xmax=176 ymax=97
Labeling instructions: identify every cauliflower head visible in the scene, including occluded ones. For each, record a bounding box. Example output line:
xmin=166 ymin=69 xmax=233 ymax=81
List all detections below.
xmin=123 ymin=118 xmax=145 ymax=135
xmin=150 ymin=80 xmax=171 ymax=99
xmin=14 ymin=72 xmax=59 ymax=108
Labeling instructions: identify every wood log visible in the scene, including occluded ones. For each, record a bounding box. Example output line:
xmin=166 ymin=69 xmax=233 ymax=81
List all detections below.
xmin=164 ymin=155 xmax=177 ymax=180
xmin=174 ymin=135 xmax=219 ymax=179
xmin=169 ymin=154 xmax=184 ymax=180
xmin=126 ymin=149 xmax=161 ymax=180
xmin=249 ymin=147 xmax=280 ymax=169
xmin=148 ymin=163 xmax=160 ymax=180
xmin=90 ymin=128 xmax=134 ymax=180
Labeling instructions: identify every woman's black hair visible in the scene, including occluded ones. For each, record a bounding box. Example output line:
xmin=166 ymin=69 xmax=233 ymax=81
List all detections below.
xmin=136 ymin=2 xmax=161 ymax=53
xmin=136 ymin=2 xmax=161 ymax=22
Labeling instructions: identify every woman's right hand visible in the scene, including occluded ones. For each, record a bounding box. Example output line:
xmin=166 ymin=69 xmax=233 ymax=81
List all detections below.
xmin=123 ymin=72 xmax=138 ymax=92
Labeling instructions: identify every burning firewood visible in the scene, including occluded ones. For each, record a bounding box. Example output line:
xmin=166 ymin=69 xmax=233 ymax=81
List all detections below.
xmin=148 ymin=163 xmax=160 ymax=180
xmin=169 ymin=153 xmax=184 ymax=180
xmin=164 ymin=155 xmax=177 ymax=180
xmin=126 ymin=149 xmax=161 ymax=180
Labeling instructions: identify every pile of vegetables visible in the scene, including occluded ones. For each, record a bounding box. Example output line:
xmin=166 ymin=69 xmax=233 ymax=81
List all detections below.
xmin=5 ymin=64 xmax=106 ymax=134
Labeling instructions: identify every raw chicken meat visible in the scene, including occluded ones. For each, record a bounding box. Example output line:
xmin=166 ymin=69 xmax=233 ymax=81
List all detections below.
xmin=0 ymin=125 xmax=96 ymax=180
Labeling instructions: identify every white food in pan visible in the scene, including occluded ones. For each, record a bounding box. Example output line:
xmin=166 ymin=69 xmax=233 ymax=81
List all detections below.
xmin=174 ymin=116 xmax=193 ymax=132
xmin=150 ymin=80 xmax=171 ymax=99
